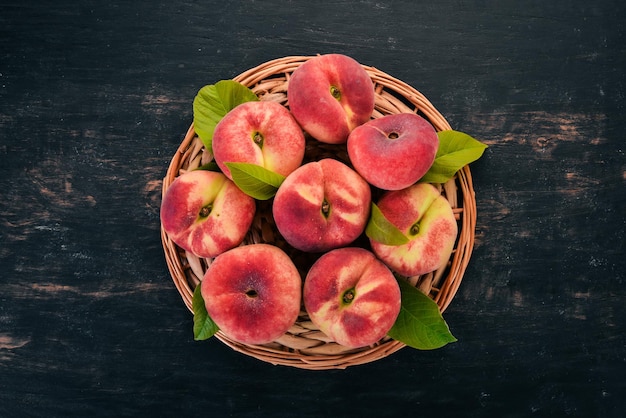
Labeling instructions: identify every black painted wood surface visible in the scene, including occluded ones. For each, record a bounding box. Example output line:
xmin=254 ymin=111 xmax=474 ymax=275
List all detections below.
xmin=1 ymin=1 xmax=625 ymax=416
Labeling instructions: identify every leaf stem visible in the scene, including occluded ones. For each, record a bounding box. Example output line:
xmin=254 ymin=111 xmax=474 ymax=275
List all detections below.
xmin=342 ymin=288 xmax=355 ymax=305
xmin=199 ymin=203 xmax=213 ymax=218
xmin=321 ymin=199 xmax=331 ymax=218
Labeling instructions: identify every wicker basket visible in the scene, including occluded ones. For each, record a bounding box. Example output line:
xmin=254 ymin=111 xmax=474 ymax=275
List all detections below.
xmin=161 ymin=56 xmax=476 ymax=370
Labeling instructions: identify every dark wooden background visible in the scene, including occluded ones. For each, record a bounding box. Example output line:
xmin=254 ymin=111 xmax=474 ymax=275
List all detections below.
xmin=1 ymin=1 xmax=624 ymax=416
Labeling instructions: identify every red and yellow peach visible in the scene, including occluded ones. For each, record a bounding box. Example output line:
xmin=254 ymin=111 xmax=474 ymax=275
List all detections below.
xmin=160 ymin=170 xmax=256 ymax=259
xmin=212 ymin=100 xmax=306 ymax=179
xmin=303 ymin=247 xmax=401 ymax=348
xmin=370 ymin=183 xmax=458 ymax=276
xmin=347 ymin=113 xmax=439 ymax=191
xmin=272 ymin=158 xmax=371 ymax=253
xmin=201 ymin=244 xmax=302 ymax=345
xmin=287 ymin=54 xmax=375 ymax=144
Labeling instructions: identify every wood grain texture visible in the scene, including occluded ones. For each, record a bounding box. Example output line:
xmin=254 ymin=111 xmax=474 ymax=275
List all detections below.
xmin=1 ymin=0 xmax=625 ymax=416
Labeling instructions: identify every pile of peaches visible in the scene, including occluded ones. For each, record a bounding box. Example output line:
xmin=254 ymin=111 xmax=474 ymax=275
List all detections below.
xmin=161 ymin=54 xmax=459 ymax=349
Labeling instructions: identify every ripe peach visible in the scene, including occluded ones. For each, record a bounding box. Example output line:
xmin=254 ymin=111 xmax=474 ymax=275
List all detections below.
xmin=272 ymin=158 xmax=371 ymax=253
xmin=370 ymin=183 xmax=458 ymax=276
xmin=160 ymin=170 xmax=255 ymax=258
xmin=303 ymin=247 xmax=401 ymax=348
xmin=201 ymin=244 xmax=302 ymax=345
xmin=287 ymin=54 xmax=375 ymax=144
xmin=347 ymin=113 xmax=439 ymax=191
xmin=212 ymin=100 xmax=306 ymax=179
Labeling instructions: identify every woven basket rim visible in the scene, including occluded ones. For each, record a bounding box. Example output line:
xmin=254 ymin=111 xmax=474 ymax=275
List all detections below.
xmin=161 ymin=55 xmax=477 ymax=370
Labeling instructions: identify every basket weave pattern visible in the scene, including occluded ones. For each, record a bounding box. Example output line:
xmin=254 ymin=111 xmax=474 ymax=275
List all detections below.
xmin=161 ymin=56 xmax=476 ymax=370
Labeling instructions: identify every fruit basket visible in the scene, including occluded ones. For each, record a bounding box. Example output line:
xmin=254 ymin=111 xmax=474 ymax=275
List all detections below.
xmin=161 ymin=55 xmax=477 ymax=370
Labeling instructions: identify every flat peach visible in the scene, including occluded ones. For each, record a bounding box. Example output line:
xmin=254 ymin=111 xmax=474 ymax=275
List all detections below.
xmin=370 ymin=183 xmax=457 ymax=276
xmin=201 ymin=244 xmax=301 ymax=345
xmin=287 ymin=54 xmax=375 ymax=144
xmin=304 ymin=247 xmax=401 ymax=348
xmin=212 ymin=100 xmax=305 ymax=179
xmin=160 ymin=170 xmax=255 ymax=258
xmin=272 ymin=159 xmax=371 ymax=252
xmin=348 ymin=113 xmax=438 ymax=190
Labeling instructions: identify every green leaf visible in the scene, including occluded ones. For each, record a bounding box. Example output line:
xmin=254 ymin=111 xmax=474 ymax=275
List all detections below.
xmin=192 ymin=284 xmax=219 ymax=341
xmin=387 ymin=278 xmax=457 ymax=350
xmin=365 ymin=203 xmax=410 ymax=246
xmin=225 ymin=162 xmax=286 ymax=200
xmin=420 ymin=130 xmax=487 ymax=184
xmin=193 ymin=80 xmax=259 ymax=151
xmin=195 ymin=161 xmax=222 ymax=172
